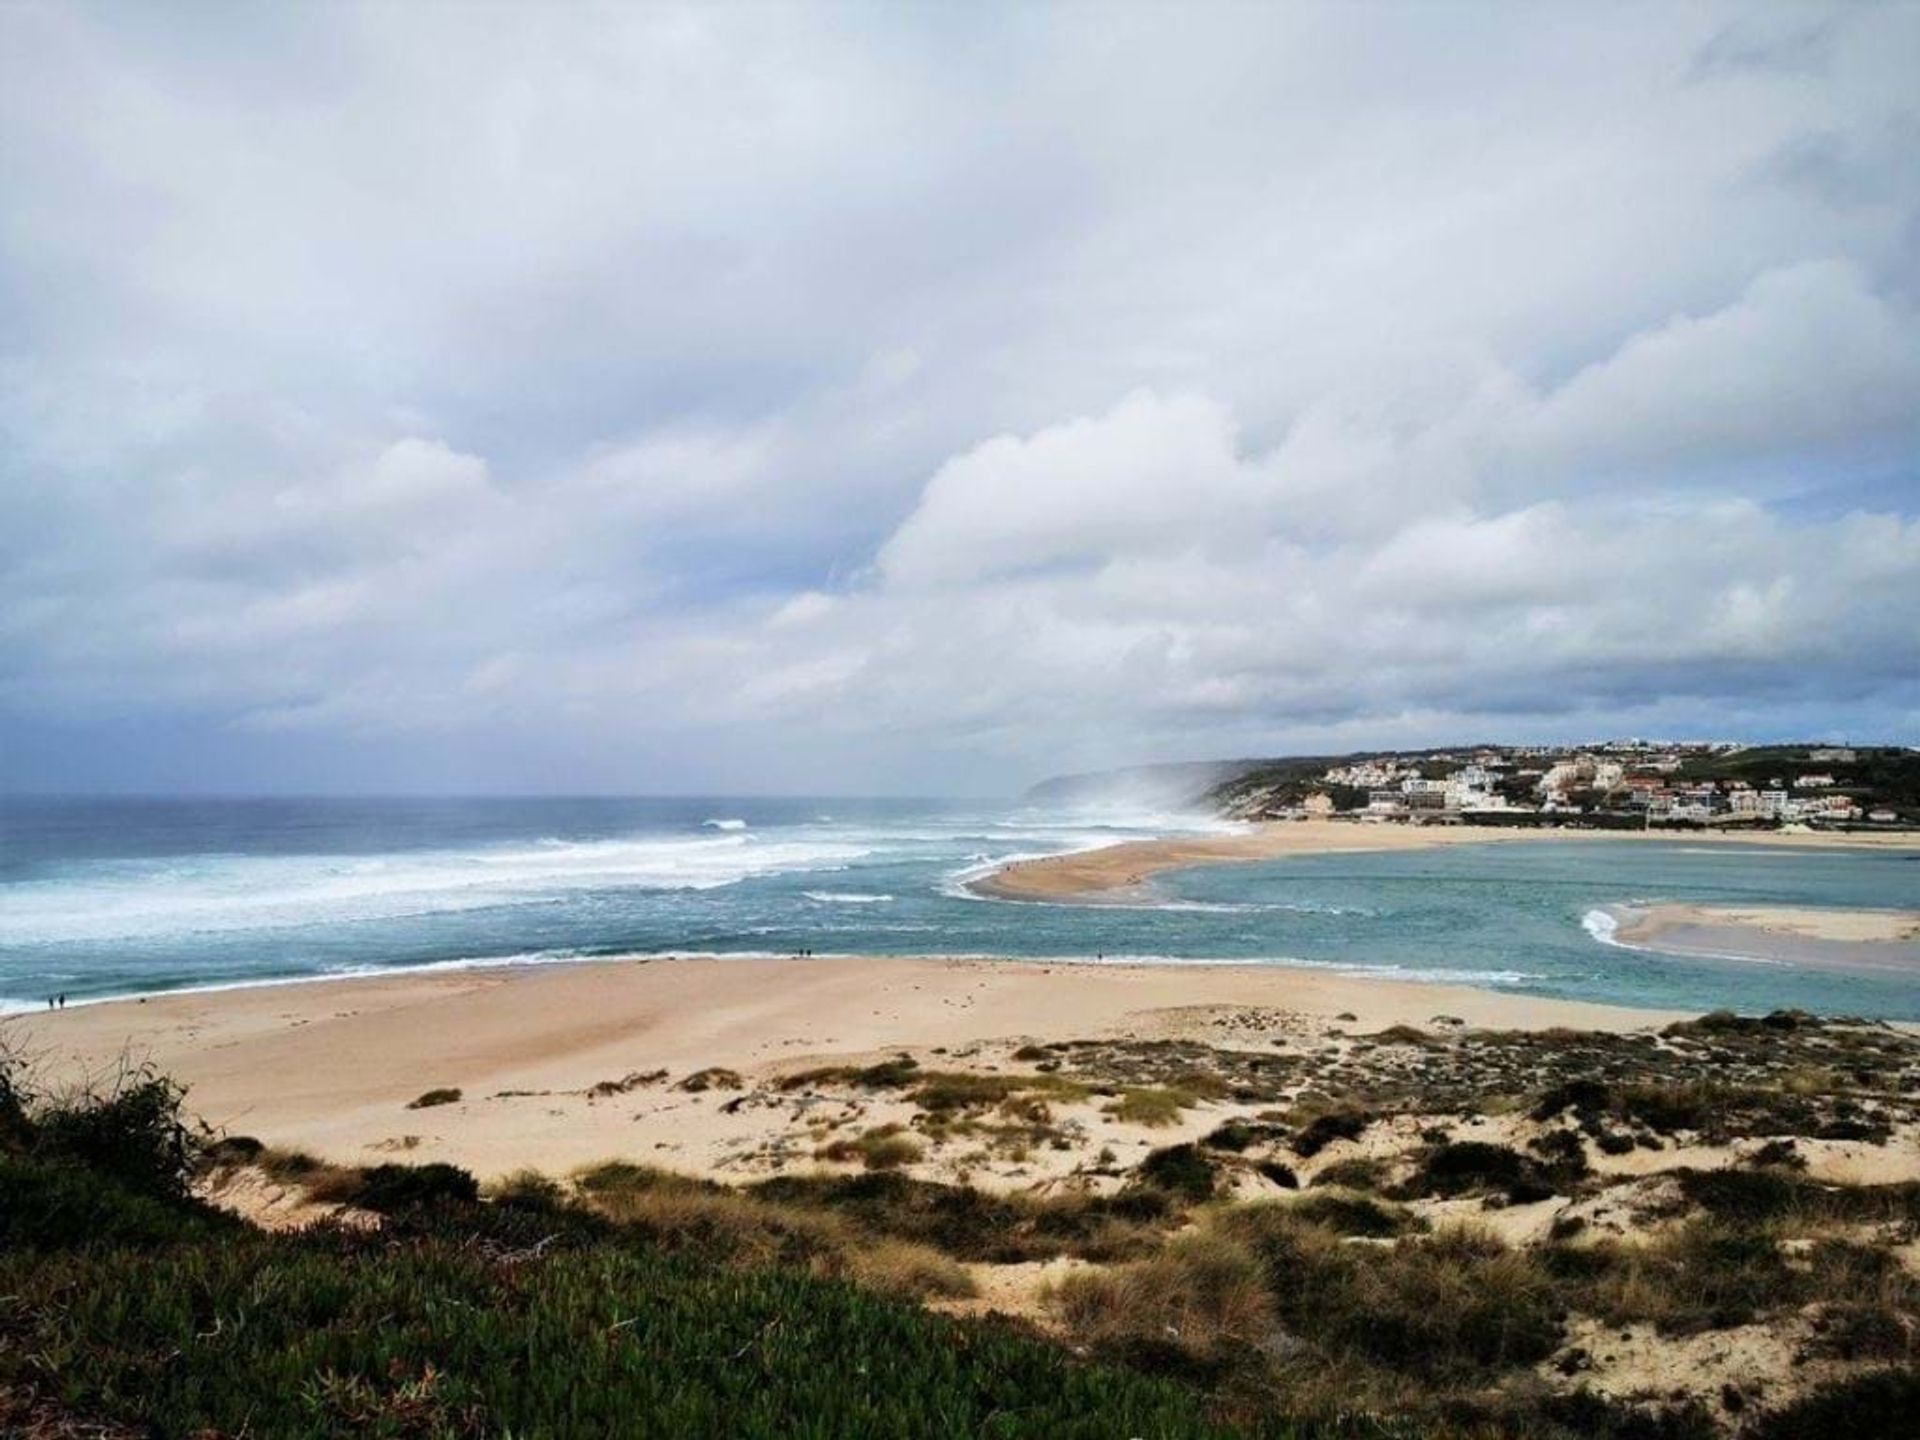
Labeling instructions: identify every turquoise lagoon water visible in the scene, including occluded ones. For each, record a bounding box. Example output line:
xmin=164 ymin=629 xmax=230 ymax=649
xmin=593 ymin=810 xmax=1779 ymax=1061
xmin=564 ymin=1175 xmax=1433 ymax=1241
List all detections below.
xmin=1 ymin=797 xmax=1915 ymax=1018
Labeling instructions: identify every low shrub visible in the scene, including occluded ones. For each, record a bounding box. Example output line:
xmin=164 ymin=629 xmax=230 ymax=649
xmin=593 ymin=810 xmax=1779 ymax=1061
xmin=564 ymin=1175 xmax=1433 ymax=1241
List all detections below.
xmin=1531 ymin=1078 xmax=1612 ymax=1122
xmin=1311 ymin=1156 xmax=1388 ymax=1191
xmin=488 ymin=1168 xmax=566 ymax=1211
xmin=405 ymin=1086 xmax=462 ymax=1109
xmin=1202 ymin=1121 xmax=1258 ymax=1152
xmin=1743 ymin=1368 xmax=1920 ymax=1440
xmin=1136 ymin=1144 xmax=1218 ymax=1201
xmin=1290 ymin=1109 xmax=1367 ymax=1157
xmin=0 ymin=1153 xmax=231 ymax=1250
xmin=1401 ymin=1140 xmax=1563 ymax=1203
xmin=26 ymin=1064 xmax=203 ymax=1201
xmin=354 ymin=1162 xmax=480 ymax=1213
xmin=1255 ymin=1160 xmax=1299 ymax=1190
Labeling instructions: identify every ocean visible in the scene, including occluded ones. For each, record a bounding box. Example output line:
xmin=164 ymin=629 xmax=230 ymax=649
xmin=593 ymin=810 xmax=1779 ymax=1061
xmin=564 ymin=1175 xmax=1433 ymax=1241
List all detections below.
xmin=2 ymin=796 xmax=1916 ymax=1019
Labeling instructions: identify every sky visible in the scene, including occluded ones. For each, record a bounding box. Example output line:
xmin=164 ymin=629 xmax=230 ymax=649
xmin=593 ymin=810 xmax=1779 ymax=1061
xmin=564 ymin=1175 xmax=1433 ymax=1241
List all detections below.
xmin=2 ymin=1 xmax=1917 ymax=796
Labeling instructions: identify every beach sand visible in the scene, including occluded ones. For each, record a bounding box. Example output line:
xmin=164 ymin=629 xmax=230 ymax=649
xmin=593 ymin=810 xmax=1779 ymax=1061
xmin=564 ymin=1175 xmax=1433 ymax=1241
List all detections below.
xmin=8 ymin=955 xmax=1671 ymax=1183
xmin=1608 ymin=902 xmax=1920 ymax=979
xmin=1616 ymin=903 xmax=1920 ymax=946
xmin=970 ymin=819 xmax=1920 ymax=902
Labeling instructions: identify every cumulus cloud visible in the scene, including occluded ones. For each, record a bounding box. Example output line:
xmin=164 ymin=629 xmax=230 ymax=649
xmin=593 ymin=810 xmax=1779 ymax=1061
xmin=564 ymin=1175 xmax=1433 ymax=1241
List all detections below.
xmin=1 ymin=1 xmax=1917 ymax=792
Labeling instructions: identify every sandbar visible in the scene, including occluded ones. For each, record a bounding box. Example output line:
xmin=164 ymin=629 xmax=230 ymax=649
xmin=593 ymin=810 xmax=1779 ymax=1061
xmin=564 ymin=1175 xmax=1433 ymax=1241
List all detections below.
xmin=1606 ymin=902 xmax=1920 ymax=978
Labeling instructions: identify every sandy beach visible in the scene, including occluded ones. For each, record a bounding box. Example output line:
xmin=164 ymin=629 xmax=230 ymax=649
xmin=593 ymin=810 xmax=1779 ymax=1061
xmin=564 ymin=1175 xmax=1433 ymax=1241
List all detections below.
xmin=8 ymin=954 xmax=1672 ymax=1184
xmin=970 ymin=819 xmax=1920 ymax=902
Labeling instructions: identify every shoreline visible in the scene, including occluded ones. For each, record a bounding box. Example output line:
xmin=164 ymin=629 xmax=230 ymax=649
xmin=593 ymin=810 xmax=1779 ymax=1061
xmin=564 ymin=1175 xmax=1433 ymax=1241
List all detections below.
xmin=0 ymin=943 xmax=1594 ymax=1020
xmin=968 ymin=818 xmax=1920 ymax=902
xmin=8 ymin=952 xmax=1681 ymax=1183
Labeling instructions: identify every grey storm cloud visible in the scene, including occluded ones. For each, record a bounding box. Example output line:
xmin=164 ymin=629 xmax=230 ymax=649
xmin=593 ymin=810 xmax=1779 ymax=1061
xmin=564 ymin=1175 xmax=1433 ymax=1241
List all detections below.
xmin=1 ymin=0 xmax=1917 ymax=793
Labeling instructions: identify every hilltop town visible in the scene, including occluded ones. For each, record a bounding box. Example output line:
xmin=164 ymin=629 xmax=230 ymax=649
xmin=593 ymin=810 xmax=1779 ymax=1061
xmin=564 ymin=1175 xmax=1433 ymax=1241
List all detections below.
xmin=1171 ymin=743 xmax=1920 ymax=831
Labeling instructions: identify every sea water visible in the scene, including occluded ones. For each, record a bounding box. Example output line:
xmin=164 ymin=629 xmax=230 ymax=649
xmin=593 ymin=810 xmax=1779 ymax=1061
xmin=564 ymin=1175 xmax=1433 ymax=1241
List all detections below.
xmin=1 ymin=797 xmax=1915 ymax=1019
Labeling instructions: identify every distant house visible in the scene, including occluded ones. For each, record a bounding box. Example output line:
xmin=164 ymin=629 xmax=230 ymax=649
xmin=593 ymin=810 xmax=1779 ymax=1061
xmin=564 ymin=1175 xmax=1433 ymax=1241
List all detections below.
xmin=1796 ymin=774 xmax=1837 ymax=789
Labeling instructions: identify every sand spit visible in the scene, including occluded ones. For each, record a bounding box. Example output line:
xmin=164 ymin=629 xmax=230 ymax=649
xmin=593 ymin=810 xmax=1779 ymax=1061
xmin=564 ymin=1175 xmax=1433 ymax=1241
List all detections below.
xmin=969 ymin=819 xmax=1920 ymax=903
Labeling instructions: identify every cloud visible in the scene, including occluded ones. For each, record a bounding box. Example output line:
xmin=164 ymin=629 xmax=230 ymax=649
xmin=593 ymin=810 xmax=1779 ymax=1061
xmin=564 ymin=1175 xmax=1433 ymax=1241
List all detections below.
xmin=1 ymin=1 xmax=1917 ymax=792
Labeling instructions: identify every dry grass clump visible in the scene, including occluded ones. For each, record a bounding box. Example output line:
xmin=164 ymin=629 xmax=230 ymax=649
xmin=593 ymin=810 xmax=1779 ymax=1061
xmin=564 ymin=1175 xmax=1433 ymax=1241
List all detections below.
xmin=675 ymin=1067 xmax=743 ymax=1093
xmin=1048 ymin=1204 xmax=1570 ymax=1422
xmin=1210 ymin=1206 xmax=1565 ymax=1380
xmin=844 ymin=1239 xmax=976 ymax=1301
xmin=1104 ymin=1086 xmax=1199 ymax=1127
xmin=1285 ymin=1189 xmax=1425 ymax=1239
xmin=814 ymin=1123 xmax=924 ymax=1171
xmin=1555 ymin=1216 xmax=1920 ymax=1341
xmin=405 ymin=1087 xmax=461 ymax=1109
xmin=749 ymin=1171 xmax=1163 ymax=1264
xmin=1675 ymin=1167 xmax=1920 ymax=1228
xmin=586 ymin=1069 xmax=666 ymax=1098
xmin=778 ymin=1056 xmax=921 ymax=1091
xmin=908 ymin=1071 xmax=1089 ymax=1115
xmin=570 ymin=1159 xmax=973 ymax=1300
xmin=1048 ymin=1232 xmax=1275 ymax=1361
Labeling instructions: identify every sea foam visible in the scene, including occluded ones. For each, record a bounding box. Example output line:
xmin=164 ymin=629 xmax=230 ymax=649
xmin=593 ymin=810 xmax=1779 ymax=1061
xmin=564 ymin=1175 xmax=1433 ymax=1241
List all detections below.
xmin=0 ymin=833 xmax=871 ymax=945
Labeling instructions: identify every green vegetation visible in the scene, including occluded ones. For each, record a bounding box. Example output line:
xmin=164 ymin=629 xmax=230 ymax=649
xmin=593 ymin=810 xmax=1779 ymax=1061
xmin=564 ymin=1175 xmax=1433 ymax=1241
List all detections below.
xmin=0 ymin=1054 xmax=1260 ymax=1439
xmin=4 ymin=1220 xmax=1250 ymax=1438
